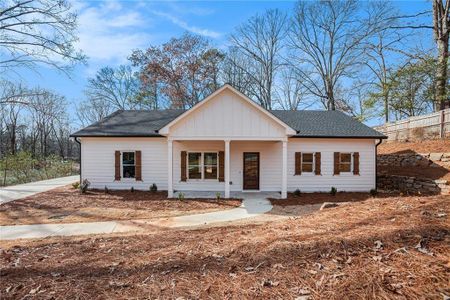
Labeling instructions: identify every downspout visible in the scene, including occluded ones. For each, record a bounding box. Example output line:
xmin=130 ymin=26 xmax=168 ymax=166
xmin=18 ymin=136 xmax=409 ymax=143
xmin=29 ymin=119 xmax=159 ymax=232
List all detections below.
xmin=375 ymin=139 xmax=383 ymax=191
xmin=74 ymin=137 xmax=81 ymax=183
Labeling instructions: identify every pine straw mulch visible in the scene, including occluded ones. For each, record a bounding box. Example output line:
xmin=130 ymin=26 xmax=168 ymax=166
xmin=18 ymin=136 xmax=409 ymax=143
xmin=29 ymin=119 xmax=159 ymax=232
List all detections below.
xmin=1 ymin=194 xmax=449 ymax=299
xmin=378 ymin=139 xmax=450 ymax=154
xmin=0 ymin=186 xmax=242 ymax=226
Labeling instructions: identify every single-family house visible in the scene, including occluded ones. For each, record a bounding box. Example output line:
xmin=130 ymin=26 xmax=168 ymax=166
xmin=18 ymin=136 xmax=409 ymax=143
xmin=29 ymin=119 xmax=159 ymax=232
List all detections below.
xmin=71 ymin=84 xmax=387 ymax=198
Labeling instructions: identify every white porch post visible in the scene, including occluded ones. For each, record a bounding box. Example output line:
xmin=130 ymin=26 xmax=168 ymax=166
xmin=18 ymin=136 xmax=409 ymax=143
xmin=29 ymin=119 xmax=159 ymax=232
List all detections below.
xmin=281 ymin=140 xmax=287 ymax=199
xmin=224 ymin=139 xmax=230 ymax=198
xmin=168 ymin=139 xmax=173 ymax=198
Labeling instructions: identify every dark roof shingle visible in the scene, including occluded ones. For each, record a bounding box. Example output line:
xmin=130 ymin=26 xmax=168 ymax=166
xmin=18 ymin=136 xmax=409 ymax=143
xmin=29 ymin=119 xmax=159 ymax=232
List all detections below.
xmin=71 ymin=109 xmax=386 ymax=139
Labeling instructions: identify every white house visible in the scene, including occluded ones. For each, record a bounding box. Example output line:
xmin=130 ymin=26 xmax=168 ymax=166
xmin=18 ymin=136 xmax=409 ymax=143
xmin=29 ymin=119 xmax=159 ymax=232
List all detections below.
xmin=71 ymin=84 xmax=386 ymax=198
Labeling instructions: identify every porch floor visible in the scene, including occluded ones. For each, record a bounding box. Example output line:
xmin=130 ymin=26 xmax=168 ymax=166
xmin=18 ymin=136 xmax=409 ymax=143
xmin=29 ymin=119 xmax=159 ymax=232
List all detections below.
xmin=173 ymin=191 xmax=281 ymax=200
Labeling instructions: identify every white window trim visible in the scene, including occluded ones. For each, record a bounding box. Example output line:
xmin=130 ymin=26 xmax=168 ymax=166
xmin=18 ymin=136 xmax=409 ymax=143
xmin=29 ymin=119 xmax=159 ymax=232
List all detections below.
xmin=339 ymin=152 xmax=353 ymax=174
xmin=187 ymin=151 xmax=219 ymax=181
xmin=301 ymin=152 xmax=315 ymax=175
xmin=121 ymin=150 xmax=136 ymax=180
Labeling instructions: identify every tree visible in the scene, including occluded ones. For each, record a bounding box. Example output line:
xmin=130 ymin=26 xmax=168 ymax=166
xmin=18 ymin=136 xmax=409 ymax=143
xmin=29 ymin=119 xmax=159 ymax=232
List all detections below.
xmin=130 ymin=33 xmax=225 ymax=109
xmin=84 ymin=65 xmax=141 ymax=110
xmin=288 ymin=0 xmax=390 ymax=111
xmin=229 ymin=9 xmax=287 ymax=109
xmin=273 ymin=68 xmax=307 ymax=110
xmin=388 ymin=58 xmax=437 ymax=119
xmin=0 ymin=0 xmax=85 ymax=74
xmin=432 ymin=0 xmax=450 ymax=109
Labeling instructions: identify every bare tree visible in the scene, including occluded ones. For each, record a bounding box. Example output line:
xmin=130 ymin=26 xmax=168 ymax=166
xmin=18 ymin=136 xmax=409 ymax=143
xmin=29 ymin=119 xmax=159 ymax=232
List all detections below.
xmin=84 ymin=65 xmax=141 ymax=110
xmin=0 ymin=0 xmax=85 ymax=74
xmin=221 ymin=46 xmax=253 ymax=95
xmin=230 ymin=9 xmax=287 ymax=109
xmin=273 ymin=68 xmax=307 ymax=110
xmin=76 ymin=97 xmax=114 ymax=127
xmin=288 ymin=0 xmax=390 ymax=111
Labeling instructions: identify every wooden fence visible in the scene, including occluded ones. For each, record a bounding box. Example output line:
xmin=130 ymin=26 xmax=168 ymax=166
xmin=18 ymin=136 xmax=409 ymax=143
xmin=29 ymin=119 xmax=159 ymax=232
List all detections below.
xmin=373 ymin=108 xmax=450 ymax=141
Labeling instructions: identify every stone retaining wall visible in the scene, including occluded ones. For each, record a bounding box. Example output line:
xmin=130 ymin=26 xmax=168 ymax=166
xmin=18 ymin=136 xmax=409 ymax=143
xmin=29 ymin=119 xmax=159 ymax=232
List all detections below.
xmin=377 ymin=152 xmax=450 ymax=167
xmin=377 ymin=175 xmax=450 ymax=195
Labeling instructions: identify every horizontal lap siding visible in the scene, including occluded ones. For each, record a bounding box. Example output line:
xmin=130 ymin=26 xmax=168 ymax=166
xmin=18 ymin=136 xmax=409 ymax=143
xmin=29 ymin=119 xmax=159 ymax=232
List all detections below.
xmin=173 ymin=141 xmax=282 ymax=192
xmin=287 ymin=138 xmax=376 ymax=192
xmin=81 ymin=137 xmax=167 ymax=190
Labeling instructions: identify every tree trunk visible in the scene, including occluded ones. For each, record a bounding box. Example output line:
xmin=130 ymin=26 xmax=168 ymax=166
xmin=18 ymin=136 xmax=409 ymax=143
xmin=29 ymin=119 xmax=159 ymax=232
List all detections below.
xmin=436 ymin=38 xmax=449 ymax=110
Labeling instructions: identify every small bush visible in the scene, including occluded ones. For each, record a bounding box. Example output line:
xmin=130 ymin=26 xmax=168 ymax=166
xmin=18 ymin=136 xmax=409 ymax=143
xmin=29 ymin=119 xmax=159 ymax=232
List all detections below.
xmin=104 ymin=186 xmax=109 ymax=194
xmin=150 ymin=183 xmax=158 ymax=192
xmin=80 ymin=179 xmax=90 ymax=194
xmin=131 ymin=186 xmax=134 ymax=193
xmin=330 ymin=187 xmax=337 ymax=196
xmin=370 ymin=188 xmax=377 ymax=197
xmin=216 ymin=192 xmax=221 ymax=200
xmin=72 ymin=181 xmax=80 ymax=189
xmin=293 ymin=188 xmax=301 ymax=196
xmin=178 ymin=192 xmax=185 ymax=201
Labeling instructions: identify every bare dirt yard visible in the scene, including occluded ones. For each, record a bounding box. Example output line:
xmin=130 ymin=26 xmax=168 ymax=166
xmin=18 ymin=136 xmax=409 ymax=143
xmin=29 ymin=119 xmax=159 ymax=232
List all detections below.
xmin=0 ymin=186 xmax=242 ymax=226
xmin=378 ymin=139 xmax=450 ymax=181
xmin=378 ymin=139 xmax=450 ymax=154
xmin=1 ymin=193 xmax=448 ymax=299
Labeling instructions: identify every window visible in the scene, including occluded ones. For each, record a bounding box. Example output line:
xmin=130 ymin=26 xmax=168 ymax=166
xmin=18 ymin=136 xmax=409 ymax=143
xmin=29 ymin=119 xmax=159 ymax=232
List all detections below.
xmin=122 ymin=152 xmax=135 ymax=178
xmin=340 ymin=153 xmax=352 ymax=173
xmin=204 ymin=152 xmax=218 ymax=179
xmin=188 ymin=152 xmax=202 ymax=179
xmin=301 ymin=153 xmax=314 ymax=173
xmin=187 ymin=152 xmax=219 ymax=180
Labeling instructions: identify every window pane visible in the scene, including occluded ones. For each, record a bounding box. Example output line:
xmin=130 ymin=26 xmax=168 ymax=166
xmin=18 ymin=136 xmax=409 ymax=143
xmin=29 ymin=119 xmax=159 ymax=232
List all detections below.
xmin=341 ymin=153 xmax=351 ymax=163
xmin=340 ymin=163 xmax=351 ymax=172
xmin=122 ymin=152 xmax=135 ymax=165
xmin=204 ymin=166 xmax=218 ymax=179
xmin=302 ymin=153 xmax=313 ymax=163
xmin=123 ymin=166 xmax=135 ymax=178
xmin=188 ymin=153 xmax=201 ymax=166
xmin=204 ymin=153 xmax=217 ymax=165
xmin=302 ymin=163 xmax=313 ymax=172
xmin=188 ymin=166 xmax=201 ymax=179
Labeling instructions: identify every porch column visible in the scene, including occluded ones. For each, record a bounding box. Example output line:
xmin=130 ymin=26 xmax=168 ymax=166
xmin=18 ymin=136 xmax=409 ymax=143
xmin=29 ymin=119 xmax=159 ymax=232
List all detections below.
xmin=281 ymin=140 xmax=287 ymax=199
xmin=168 ymin=139 xmax=173 ymax=198
xmin=224 ymin=139 xmax=230 ymax=198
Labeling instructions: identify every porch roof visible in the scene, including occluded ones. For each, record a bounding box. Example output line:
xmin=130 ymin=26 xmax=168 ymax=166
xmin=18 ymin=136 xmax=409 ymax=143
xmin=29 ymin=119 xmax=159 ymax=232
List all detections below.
xmin=71 ymin=109 xmax=386 ymax=139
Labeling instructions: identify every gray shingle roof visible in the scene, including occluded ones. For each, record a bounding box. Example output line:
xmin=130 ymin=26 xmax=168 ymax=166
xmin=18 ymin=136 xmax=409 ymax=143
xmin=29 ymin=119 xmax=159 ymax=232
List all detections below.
xmin=270 ymin=110 xmax=386 ymax=138
xmin=71 ymin=109 xmax=386 ymax=139
xmin=71 ymin=110 xmax=185 ymax=137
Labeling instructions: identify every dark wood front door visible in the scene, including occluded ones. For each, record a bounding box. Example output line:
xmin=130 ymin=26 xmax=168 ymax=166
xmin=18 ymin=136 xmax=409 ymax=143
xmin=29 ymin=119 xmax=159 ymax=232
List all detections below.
xmin=243 ymin=152 xmax=259 ymax=190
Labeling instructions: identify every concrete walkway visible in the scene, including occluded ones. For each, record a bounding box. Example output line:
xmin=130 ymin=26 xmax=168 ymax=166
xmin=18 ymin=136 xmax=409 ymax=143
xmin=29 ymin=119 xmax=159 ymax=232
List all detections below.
xmin=0 ymin=192 xmax=274 ymax=240
xmin=0 ymin=175 xmax=79 ymax=204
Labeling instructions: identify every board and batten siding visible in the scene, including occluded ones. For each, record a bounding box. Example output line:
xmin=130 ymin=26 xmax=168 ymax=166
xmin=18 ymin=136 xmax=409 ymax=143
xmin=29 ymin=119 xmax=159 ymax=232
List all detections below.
xmin=169 ymin=89 xmax=286 ymax=139
xmin=287 ymin=138 xmax=376 ymax=192
xmin=80 ymin=137 xmax=168 ymax=190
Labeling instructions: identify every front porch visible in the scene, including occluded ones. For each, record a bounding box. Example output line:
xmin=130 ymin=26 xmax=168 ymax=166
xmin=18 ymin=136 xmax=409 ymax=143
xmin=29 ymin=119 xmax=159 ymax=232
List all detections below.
xmin=167 ymin=139 xmax=288 ymax=199
xmin=173 ymin=191 xmax=282 ymax=200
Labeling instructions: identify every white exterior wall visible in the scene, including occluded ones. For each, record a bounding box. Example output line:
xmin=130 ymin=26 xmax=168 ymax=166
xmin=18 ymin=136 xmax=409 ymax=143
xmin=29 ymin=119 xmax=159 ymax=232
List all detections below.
xmin=80 ymin=137 xmax=168 ymax=190
xmin=81 ymin=137 xmax=376 ymax=192
xmin=173 ymin=140 xmax=282 ymax=192
xmin=169 ymin=89 xmax=287 ymax=139
xmin=287 ymin=138 xmax=376 ymax=192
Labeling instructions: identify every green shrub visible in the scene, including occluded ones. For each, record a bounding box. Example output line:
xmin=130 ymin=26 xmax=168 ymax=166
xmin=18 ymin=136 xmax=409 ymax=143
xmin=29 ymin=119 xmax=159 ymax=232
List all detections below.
xmin=150 ymin=183 xmax=158 ymax=192
xmin=293 ymin=189 xmax=301 ymax=196
xmin=72 ymin=181 xmax=80 ymax=189
xmin=330 ymin=187 xmax=337 ymax=196
xmin=370 ymin=189 xmax=378 ymax=197
xmin=178 ymin=192 xmax=185 ymax=201
xmin=216 ymin=192 xmax=221 ymax=200
xmin=131 ymin=186 xmax=135 ymax=193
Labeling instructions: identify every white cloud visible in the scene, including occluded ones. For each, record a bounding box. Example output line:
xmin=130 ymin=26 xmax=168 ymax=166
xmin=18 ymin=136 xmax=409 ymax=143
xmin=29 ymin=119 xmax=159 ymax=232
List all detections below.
xmin=153 ymin=11 xmax=221 ymax=39
xmin=75 ymin=1 xmax=152 ymax=65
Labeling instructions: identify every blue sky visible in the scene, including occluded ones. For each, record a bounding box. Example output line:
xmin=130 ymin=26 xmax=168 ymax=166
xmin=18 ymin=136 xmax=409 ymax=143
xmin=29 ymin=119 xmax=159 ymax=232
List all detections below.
xmin=13 ymin=0 xmax=433 ymax=127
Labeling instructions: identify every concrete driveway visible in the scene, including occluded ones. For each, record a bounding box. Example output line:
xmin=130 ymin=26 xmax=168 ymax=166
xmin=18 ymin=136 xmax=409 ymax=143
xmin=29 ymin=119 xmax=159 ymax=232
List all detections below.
xmin=0 ymin=175 xmax=79 ymax=204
